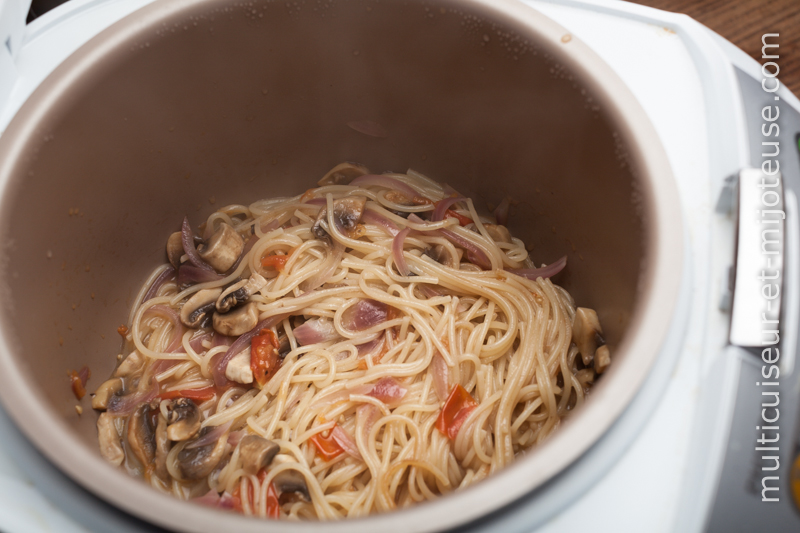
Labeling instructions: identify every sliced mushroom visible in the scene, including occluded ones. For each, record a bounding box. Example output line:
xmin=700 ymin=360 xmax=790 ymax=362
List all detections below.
xmin=239 ymin=435 xmax=280 ymax=475
xmin=317 ymin=162 xmax=369 ymax=186
xmin=127 ymin=402 xmax=157 ymax=471
xmin=181 ymin=288 xmax=223 ymax=328
xmin=114 ymin=351 xmax=145 ymax=378
xmin=166 ymin=231 xmax=184 ymax=268
xmin=198 ymin=223 xmax=244 ymax=273
xmin=97 ymin=412 xmax=124 ymax=466
xmin=423 ymin=244 xmax=460 ymax=268
xmin=594 ymin=345 xmax=611 ymax=374
xmin=216 ymin=273 xmax=267 ymax=313
xmin=271 ymin=454 xmax=310 ymax=502
xmin=167 ymin=398 xmax=202 ymax=441
xmin=155 ymin=412 xmax=171 ymax=480
xmin=92 ymin=377 xmax=123 ymax=410
xmin=311 ymin=196 xmax=368 ymax=242
xmin=213 ymin=301 xmax=259 ymax=337
xmin=572 ymin=307 xmax=604 ymax=366
xmin=177 ymin=428 xmax=229 ymax=480
xmin=485 ymin=224 xmax=512 ymax=244
xmin=225 ymin=347 xmax=254 ymax=384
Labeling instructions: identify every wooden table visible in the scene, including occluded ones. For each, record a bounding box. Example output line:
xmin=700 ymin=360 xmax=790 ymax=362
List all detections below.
xmin=630 ymin=0 xmax=800 ymax=96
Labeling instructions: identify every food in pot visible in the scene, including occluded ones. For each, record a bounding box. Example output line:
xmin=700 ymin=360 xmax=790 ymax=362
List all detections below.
xmin=91 ymin=163 xmax=610 ymax=519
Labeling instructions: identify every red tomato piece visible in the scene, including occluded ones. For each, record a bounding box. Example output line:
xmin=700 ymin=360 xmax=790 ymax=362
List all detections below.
xmin=435 ymin=384 xmax=478 ymax=440
xmin=310 ymin=425 xmax=345 ymax=461
xmin=445 ymin=209 xmax=472 ymax=226
xmin=251 ymin=329 xmax=280 ymax=386
xmin=159 ymin=386 xmax=216 ymax=402
xmin=261 ymin=254 xmax=289 ymax=272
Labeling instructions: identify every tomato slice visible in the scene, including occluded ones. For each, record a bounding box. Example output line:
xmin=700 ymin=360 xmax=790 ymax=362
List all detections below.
xmin=232 ymin=473 xmax=280 ymax=519
xmin=68 ymin=366 xmax=91 ymax=400
xmin=445 ymin=208 xmax=472 ymax=226
xmin=435 ymin=384 xmax=478 ymax=440
xmin=261 ymin=254 xmax=289 ymax=272
xmin=251 ymin=329 xmax=280 ymax=386
xmin=159 ymin=386 xmax=216 ymax=402
xmin=310 ymin=425 xmax=345 ymax=461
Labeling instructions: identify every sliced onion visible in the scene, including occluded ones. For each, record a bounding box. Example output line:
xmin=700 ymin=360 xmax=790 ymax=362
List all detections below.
xmin=431 ymin=352 xmax=450 ymax=402
xmin=227 ymin=430 xmax=245 ymax=448
xmin=193 ymin=490 xmax=234 ymax=510
xmin=494 ymin=196 xmax=511 ymax=226
xmin=392 ymin=228 xmax=411 ymax=276
xmin=418 ymin=284 xmax=444 ymax=298
xmin=303 ymin=197 xmax=327 ymax=206
xmin=367 ymin=377 xmax=406 ymax=408
xmin=107 ymin=386 xmax=158 ymax=416
xmin=439 ymin=228 xmax=492 ymax=270
xmin=294 ymin=318 xmax=340 ymax=346
xmin=347 ymin=120 xmax=388 ymax=138
xmin=181 ymin=217 xmax=215 ymax=272
xmin=331 ymin=425 xmax=361 ymax=460
xmin=509 ymin=255 xmax=567 ymax=280
xmin=186 ymin=420 xmax=233 ymax=450
xmin=350 ymin=175 xmax=417 ymax=200
xmin=189 ymin=332 xmax=212 ymax=353
xmin=356 ymin=335 xmax=385 ymax=357
xmin=362 ymin=208 xmax=400 ymax=236
xmin=177 ymin=264 xmax=224 ymax=288
xmin=301 ymin=242 xmax=344 ymax=291
xmin=143 ymin=267 xmax=177 ymax=302
xmin=431 ymin=197 xmax=466 ymax=222
xmin=356 ymin=404 xmax=379 ymax=444
xmin=342 ymin=299 xmax=389 ymax=332
xmin=222 ymin=234 xmax=257 ymax=277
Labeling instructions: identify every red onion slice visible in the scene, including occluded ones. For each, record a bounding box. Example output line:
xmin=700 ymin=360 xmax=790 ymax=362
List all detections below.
xmin=347 ymin=120 xmax=388 ymax=138
xmin=186 ymin=420 xmax=233 ymax=450
xmin=342 ymin=299 xmax=389 ymax=332
xmin=356 ymin=404 xmax=379 ymax=444
xmin=331 ymin=425 xmax=362 ymax=460
xmin=181 ymin=217 xmax=216 ymax=272
xmin=494 ymin=197 xmax=511 ymax=226
xmin=439 ymin=228 xmax=492 ymax=270
xmin=431 ymin=353 xmax=450 ymax=402
xmin=367 ymin=377 xmax=407 ymax=408
xmin=392 ymin=228 xmax=411 ymax=276
xmin=509 ymin=255 xmax=567 ymax=280
xmin=107 ymin=386 xmax=159 ymax=416
xmin=177 ymin=264 xmax=224 ymax=288
xmin=227 ymin=430 xmax=245 ymax=449
xmin=350 ymin=175 xmax=417 ymax=200
xmin=143 ymin=267 xmax=177 ymax=302
xmin=294 ymin=318 xmax=340 ymax=346
xmin=362 ymin=209 xmax=400 ymax=236
xmin=431 ymin=197 xmax=466 ymax=222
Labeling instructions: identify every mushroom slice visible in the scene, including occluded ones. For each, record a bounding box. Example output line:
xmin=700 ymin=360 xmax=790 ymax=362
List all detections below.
xmin=92 ymin=377 xmax=123 ymax=410
xmin=271 ymin=454 xmax=310 ymax=502
xmin=166 ymin=231 xmax=184 ymax=268
xmin=181 ymin=288 xmax=223 ymax=328
xmin=239 ymin=435 xmax=280 ymax=476
xmin=177 ymin=428 xmax=229 ymax=480
xmin=311 ymin=196 xmax=368 ymax=243
xmin=97 ymin=412 xmax=124 ymax=466
xmin=225 ymin=347 xmax=254 ymax=384
xmin=114 ymin=351 xmax=145 ymax=378
xmin=485 ymin=224 xmax=512 ymax=244
xmin=317 ymin=162 xmax=369 ymax=186
xmin=155 ymin=412 xmax=171 ymax=480
xmin=216 ymin=273 xmax=267 ymax=313
xmin=594 ymin=345 xmax=611 ymax=374
xmin=198 ymin=223 xmax=245 ymax=273
xmin=167 ymin=398 xmax=202 ymax=441
xmin=572 ymin=307 xmax=604 ymax=366
xmin=423 ymin=244 xmax=460 ymax=268
xmin=213 ymin=301 xmax=259 ymax=337
xmin=127 ymin=402 xmax=157 ymax=471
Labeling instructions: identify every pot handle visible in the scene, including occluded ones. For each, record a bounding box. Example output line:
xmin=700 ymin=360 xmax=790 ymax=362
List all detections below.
xmin=727 ymin=167 xmax=785 ymax=348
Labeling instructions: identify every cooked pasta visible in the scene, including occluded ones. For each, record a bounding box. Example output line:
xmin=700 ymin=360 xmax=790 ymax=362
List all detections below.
xmin=91 ymin=163 xmax=610 ymax=519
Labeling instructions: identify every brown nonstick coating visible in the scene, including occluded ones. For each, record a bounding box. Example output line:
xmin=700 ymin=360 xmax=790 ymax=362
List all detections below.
xmin=0 ymin=0 xmax=682 ymax=531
